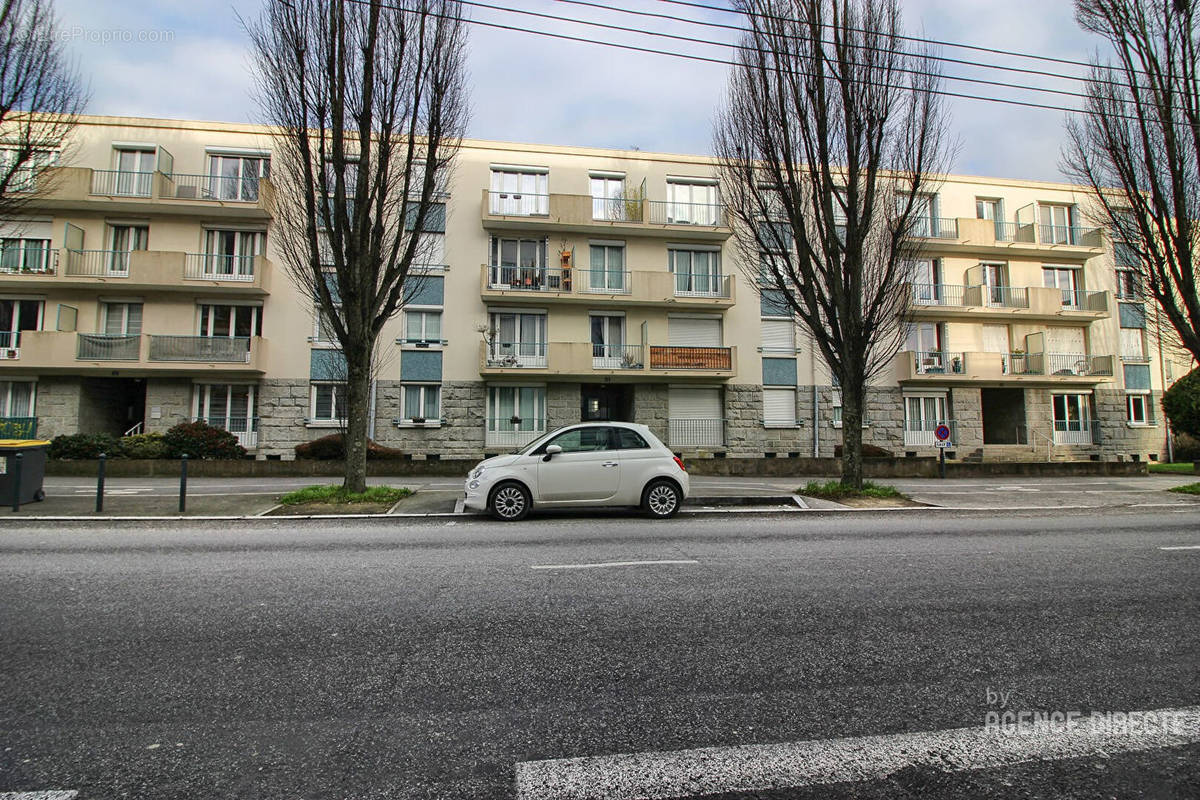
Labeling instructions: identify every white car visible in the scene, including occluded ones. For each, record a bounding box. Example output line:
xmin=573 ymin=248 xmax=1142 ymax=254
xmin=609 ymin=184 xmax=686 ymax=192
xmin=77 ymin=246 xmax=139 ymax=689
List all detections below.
xmin=463 ymin=422 xmax=689 ymax=521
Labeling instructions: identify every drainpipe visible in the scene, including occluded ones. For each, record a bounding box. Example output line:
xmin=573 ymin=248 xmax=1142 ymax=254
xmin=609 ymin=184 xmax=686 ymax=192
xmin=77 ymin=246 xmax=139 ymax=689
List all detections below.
xmin=1155 ymin=304 xmax=1173 ymax=462
xmin=368 ymin=380 xmax=378 ymax=441
xmin=810 ymin=333 xmax=820 ymax=457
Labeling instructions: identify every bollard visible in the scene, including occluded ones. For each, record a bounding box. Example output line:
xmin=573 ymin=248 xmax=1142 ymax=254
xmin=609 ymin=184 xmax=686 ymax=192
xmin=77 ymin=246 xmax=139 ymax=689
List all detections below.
xmin=179 ymin=454 xmax=188 ymax=513
xmin=11 ymin=452 xmax=22 ymax=512
xmin=96 ymin=453 xmax=107 ymax=513
xmin=939 ymin=446 xmax=946 ymax=479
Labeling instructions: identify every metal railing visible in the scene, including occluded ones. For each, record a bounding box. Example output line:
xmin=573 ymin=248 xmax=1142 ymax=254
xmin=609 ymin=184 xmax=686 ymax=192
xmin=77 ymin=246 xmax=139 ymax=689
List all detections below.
xmin=1053 ymin=419 xmax=1102 ymax=446
xmin=486 ymin=341 xmax=547 ymax=368
xmin=1038 ymin=224 xmax=1102 ymax=246
xmin=485 ymin=265 xmax=570 ymax=292
xmin=184 ymin=253 xmax=257 ymax=281
xmin=90 ymin=169 xmax=154 ymax=197
xmin=903 ymin=419 xmax=957 ymax=447
xmin=0 ymin=246 xmax=56 ymax=274
xmin=77 ymin=333 xmax=140 ymax=361
xmin=578 ymin=269 xmax=632 ymax=294
xmin=912 ymin=351 xmax=966 ymax=375
xmin=0 ymin=331 xmax=20 ymax=350
xmin=167 ymin=173 xmax=262 ymax=202
xmin=0 ymin=416 xmax=37 ymax=438
xmin=673 ymin=274 xmax=732 ymax=298
xmin=591 ymin=195 xmax=645 ymax=222
xmin=992 ymin=221 xmax=1018 ymax=242
xmin=1039 ymin=353 xmax=1114 ymax=377
xmin=981 ymin=285 xmax=1029 ymax=308
xmin=485 ymin=418 xmax=547 ymax=450
xmin=1057 ymin=289 xmax=1107 ymax=311
xmin=487 ymin=190 xmax=550 ymax=216
xmin=910 ymin=283 xmax=966 ymax=306
xmin=646 ymin=200 xmax=727 ymax=227
xmin=592 ymin=343 xmax=644 ymax=369
xmin=1015 ymin=424 xmax=1054 ymax=460
xmin=649 ymin=346 xmax=732 ymax=370
xmin=1002 ymin=353 xmax=1040 ymax=375
xmin=148 ymin=336 xmax=252 ymax=363
xmin=65 ymin=249 xmax=133 ymax=277
xmin=912 ymin=217 xmax=959 ymax=239
xmin=195 ymin=416 xmax=260 ymax=448
xmin=669 ymin=418 xmax=725 ymax=449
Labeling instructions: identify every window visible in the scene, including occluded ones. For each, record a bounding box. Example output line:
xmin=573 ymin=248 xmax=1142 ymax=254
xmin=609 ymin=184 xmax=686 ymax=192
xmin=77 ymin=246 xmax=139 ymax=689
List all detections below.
xmin=313 ymin=306 xmax=339 ymax=344
xmin=102 ymin=302 xmax=142 ymax=335
xmin=1043 ymin=266 xmax=1080 ymax=308
xmin=761 ymin=319 xmax=795 ymax=353
xmin=194 ymin=384 xmax=258 ymax=446
xmin=489 ymin=236 xmax=549 ymax=288
xmin=587 ymin=243 xmax=626 ymax=292
xmin=487 ymin=311 xmax=546 ymax=366
xmin=904 ymin=394 xmax=949 ymax=445
xmin=0 ymin=148 xmax=55 ymax=191
xmin=401 ymin=384 xmax=441 ymax=422
xmin=403 ymin=310 xmax=442 ymax=344
xmin=413 ymin=231 xmax=445 ymax=268
xmin=666 ymin=179 xmax=719 ymax=225
xmin=200 ymin=229 xmax=262 ymax=277
xmin=108 ymin=225 xmax=149 ymax=274
xmin=590 ymin=313 xmax=626 ymax=367
xmin=487 ymin=386 xmax=546 ymax=441
xmin=763 ymin=388 xmax=797 ymax=427
xmin=1127 ymin=393 xmax=1152 ymax=425
xmin=1120 ymin=328 xmax=1146 ymax=361
xmin=591 ymin=174 xmax=627 ymax=221
xmin=489 ymin=166 xmax=548 ymax=215
xmin=310 ymin=382 xmax=347 ymax=422
xmin=0 ymin=380 xmax=34 ymax=418
xmin=981 ymin=263 xmax=1009 ymax=306
xmin=911 ymin=259 xmax=942 ymax=304
xmin=1052 ymin=393 xmax=1094 ymax=443
xmin=0 ymin=237 xmax=52 ymax=272
xmin=831 ymin=390 xmax=842 ymax=427
xmin=1039 ymin=204 xmax=1075 ymax=244
xmin=1115 ymin=269 xmax=1141 ymax=300
xmin=541 ymin=426 xmax=613 ymax=453
xmin=615 ymin=427 xmax=649 ymax=449
xmin=198 ymin=304 xmax=260 ymax=338
xmin=670 ymin=248 xmax=721 ymax=295
xmin=976 ymin=198 xmax=1001 ymax=220
xmin=208 ymin=154 xmax=268 ymax=201
xmin=908 ymin=194 xmax=938 ymax=237
xmin=0 ymin=299 xmax=43 ymax=348
xmin=113 ymin=147 xmax=155 ymax=196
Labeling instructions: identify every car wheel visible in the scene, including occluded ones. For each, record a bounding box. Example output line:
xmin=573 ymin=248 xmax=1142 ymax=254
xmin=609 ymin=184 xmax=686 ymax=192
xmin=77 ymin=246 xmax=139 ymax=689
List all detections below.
xmin=642 ymin=479 xmax=681 ymax=519
xmin=489 ymin=481 xmax=531 ymax=522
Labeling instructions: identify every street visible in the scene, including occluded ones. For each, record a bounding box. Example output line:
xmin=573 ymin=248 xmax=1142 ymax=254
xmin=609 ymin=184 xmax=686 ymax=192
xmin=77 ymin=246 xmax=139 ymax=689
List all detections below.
xmin=2 ymin=508 xmax=1199 ymax=798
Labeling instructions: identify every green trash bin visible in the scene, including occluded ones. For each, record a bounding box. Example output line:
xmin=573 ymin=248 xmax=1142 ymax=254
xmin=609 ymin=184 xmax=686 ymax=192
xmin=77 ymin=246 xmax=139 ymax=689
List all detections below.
xmin=0 ymin=439 xmax=50 ymax=505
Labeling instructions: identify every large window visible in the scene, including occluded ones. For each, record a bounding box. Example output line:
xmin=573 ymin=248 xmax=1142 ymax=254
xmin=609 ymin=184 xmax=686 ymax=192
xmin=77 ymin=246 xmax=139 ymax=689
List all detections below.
xmin=1043 ymin=266 xmax=1081 ymax=308
xmin=310 ymin=382 xmax=347 ymax=422
xmin=113 ymin=147 xmax=155 ymax=196
xmin=200 ymin=229 xmax=262 ymax=278
xmin=208 ymin=154 xmax=268 ymax=202
xmin=590 ymin=174 xmax=627 ymax=221
xmin=590 ymin=312 xmax=625 ymax=367
xmin=1039 ymin=203 xmax=1075 ymax=244
xmin=489 ymin=167 xmax=548 ymax=215
xmin=108 ymin=225 xmax=149 ymax=274
xmin=587 ymin=243 xmax=626 ymax=292
xmin=0 ymin=237 xmax=52 ymax=273
xmin=1052 ymin=393 xmax=1094 ymax=444
xmin=194 ymin=384 xmax=258 ymax=447
xmin=198 ymin=304 xmax=260 ymax=338
xmin=486 ymin=385 xmax=546 ymax=448
xmin=670 ymin=248 xmax=721 ymax=296
xmin=0 ymin=299 xmax=43 ymax=348
xmin=401 ymin=384 xmax=441 ymax=422
xmin=666 ymin=179 xmax=719 ymax=225
xmin=0 ymin=380 xmax=35 ymax=418
xmin=489 ymin=236 xmax=549 ymax=288
xmin=487 ymin=311 xmax=546 ymax=367
xmin=102 ymin=302 xmax=142 ymax=335
xmin=904 ymin=394 xmax=948 ymax=446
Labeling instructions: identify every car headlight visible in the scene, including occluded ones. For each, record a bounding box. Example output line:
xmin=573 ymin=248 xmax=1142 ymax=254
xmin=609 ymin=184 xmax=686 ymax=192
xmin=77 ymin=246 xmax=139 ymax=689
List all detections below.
xmin=469 ymin=466 xmax=485 ymax=479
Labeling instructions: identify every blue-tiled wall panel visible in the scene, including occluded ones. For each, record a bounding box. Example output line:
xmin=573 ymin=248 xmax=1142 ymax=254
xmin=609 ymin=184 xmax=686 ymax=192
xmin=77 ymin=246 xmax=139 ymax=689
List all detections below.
xmin=401 ymin=350 xmax=443 ymax=381
xmin=310 ymin=349 xmax=347 ymax=380
xmin=761 ymin=289 xmax=789 ymax=316
xmin=1123 ymin=363 xmax=1151 ymax=391
xmin=1119 ymin=302 xmax=1146 ymax=329
xmin=762 ymin=357 xmax=798 ymax=386
xmin=404 ymin=275 xmax=444 ymax=306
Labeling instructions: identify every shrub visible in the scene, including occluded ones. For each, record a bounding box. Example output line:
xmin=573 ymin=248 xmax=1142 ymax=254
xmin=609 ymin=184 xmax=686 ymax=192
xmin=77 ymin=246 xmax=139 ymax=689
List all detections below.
xmin=294 ymin=433 xmax=405 ymax=461
xmin=163 ymin=420 xmax=246 ymax=460
xmin=49 ymin=432 xmax=121 ymax=460
xmin=1173 ymin=431 xmax=1200 ymax=463
xmin=1163 ymin=367 xmax=1200 ymax=440
xmin=833 ymin=443 xmax=893 ymax=458
xmin=119 ymin=432 xmax=168 ymax=460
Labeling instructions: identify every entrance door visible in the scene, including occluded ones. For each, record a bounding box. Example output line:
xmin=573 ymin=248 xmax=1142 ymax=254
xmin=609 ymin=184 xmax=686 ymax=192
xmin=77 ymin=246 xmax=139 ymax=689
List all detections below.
xmin=981 ymin=387 xmax=1025 ymax=444
xmin=1053 ymin=393 xmax=1093 ymax=444
xmin=581 ymin=384 xmax=632 ymax=422
xmin=982 ymin=263 xmax=1007 ymax=306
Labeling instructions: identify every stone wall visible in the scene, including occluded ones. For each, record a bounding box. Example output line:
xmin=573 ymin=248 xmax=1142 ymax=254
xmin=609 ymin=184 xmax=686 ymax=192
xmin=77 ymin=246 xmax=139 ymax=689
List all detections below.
xmin=144 ymin=378 xmax=193 ymax=434
xmin=633 ymin=384 xmax=668 ymax=444
xmin=32 ymin=377 xmax=82 ymax=439
xmin=372 ymin=380 xmax=486 ymax=459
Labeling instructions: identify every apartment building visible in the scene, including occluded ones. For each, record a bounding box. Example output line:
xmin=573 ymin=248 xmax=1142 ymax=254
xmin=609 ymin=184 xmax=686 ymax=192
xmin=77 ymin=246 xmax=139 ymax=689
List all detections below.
xmin=0 ymin=115 xmax=1183 ymax=462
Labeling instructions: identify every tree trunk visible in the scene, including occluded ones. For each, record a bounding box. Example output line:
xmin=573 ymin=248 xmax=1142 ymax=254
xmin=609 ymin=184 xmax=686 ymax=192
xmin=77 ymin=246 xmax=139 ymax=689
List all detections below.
xmin=343 ymin=349 xmax=372 ymax=494
xmin=840 ymin=383 xmax=865 ymax=489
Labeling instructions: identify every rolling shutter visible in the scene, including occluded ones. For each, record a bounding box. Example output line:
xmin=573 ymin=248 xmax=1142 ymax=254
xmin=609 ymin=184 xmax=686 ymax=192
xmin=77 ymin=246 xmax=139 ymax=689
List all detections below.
xmin=763 ymin=388 xmax=797 ymax=425
xmin=669 ymin=387 xmax=721 ymax=418
xmin=761 ymin=319 xmax=795 ymax=353
xmin=668 ymin=316 xmax=722 ymax=347
xmin=1046 ymin=327 xmax=1085 ymax=353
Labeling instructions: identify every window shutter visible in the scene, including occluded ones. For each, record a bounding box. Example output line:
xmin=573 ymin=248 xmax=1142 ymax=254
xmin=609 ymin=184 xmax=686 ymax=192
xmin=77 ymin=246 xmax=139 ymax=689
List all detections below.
xmin=761 ymin=319 xmax=795 ymax=353
xmin=763 ymin=388 xmax=797 ymax=425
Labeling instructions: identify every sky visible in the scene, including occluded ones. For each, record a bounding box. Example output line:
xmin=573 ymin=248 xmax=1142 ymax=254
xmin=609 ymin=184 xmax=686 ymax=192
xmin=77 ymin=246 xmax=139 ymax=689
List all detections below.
xmin=52 ymin=0 xmax=1104 ymax=183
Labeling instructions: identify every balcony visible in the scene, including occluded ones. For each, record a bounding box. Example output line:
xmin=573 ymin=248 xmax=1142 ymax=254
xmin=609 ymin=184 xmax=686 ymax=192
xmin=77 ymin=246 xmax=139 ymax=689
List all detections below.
xmin=906 ymin=283 xmax=1109 ymax=322
xmin=485 ymin=419 xmax=547 ymax=450
xmin=28 ymin=167 xmax=273 ymax=220
xmin=478 ymin=341 xmax=736 ymax=380
xmin=480 ymin=190 xmax=731 ymax=241
xmin=29 ymin=249 xmax=273 ymax=294
xmin=895 ymin=350 xmax=1115 ymax=384
xmin=0 ymin=331 xmax=267 ymax=374
xmin=910 ymin=216 xmax=1104 ymax=259
xmin=479 ymin=265 xmax=734 ymax=309
xmin=1053 ymin=419 xmax=1102 ymax=446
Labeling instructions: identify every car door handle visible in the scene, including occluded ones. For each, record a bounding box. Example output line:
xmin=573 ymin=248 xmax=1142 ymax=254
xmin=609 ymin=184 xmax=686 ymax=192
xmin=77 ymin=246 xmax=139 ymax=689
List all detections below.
xmin=602 ymin=461 xmax=618 ymax=467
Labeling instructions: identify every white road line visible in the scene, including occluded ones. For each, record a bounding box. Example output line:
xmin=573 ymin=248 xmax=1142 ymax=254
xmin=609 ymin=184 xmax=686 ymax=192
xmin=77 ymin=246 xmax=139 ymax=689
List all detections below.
xmin=1159 ymin=545 xmax=1200 ymax=550
xmin=530 ymin=559 xmax=699 ymax=571
xmin=0 ymin=792 xmax=79 ymax=800
xmin=515 ymin=705 xmax=1200 ymax=800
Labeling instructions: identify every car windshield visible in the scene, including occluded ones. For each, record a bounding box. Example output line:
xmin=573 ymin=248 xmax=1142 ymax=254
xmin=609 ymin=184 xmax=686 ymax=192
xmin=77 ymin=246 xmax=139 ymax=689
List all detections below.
xmin=516 ymin=430 xmax=557 ymax=455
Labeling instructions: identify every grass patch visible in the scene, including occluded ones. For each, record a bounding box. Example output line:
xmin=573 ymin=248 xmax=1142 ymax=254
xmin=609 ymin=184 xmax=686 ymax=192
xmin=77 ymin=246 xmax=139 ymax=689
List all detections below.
xmin=798 ymin=480 xmax=907 ymax=500
xmin=1168 ymin=482 xmax=1200 ymax=495
xmin=278 ymin=485 xmax=413 ymax=506
xmin=1150 ymin=462 xmax=1197 ymax=474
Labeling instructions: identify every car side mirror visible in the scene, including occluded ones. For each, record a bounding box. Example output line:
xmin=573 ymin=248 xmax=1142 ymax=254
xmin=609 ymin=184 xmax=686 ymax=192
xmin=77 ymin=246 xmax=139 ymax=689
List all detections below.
xmin=542 ymin=444 xmax=562 ymax=462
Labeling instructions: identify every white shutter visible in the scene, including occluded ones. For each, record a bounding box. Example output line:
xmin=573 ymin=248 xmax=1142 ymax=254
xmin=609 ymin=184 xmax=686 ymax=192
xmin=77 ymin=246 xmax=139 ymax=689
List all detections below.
xmin=1046 ymin=327 xmax=1085 ymax=353
xmin=669 ymin=387 xmax=721 ymax=417
xmin=1120 ymin=328 xmax=1145 ymax=360
xmin=981 ymin=324 xmax=1009 ymax=354
xmin=668 ymin=317 xmax=722 ymax=347
xmin=761 ymin=319 xmax=795 ymax=353
xmin=763 ymin=388 xmax=797 ymax=425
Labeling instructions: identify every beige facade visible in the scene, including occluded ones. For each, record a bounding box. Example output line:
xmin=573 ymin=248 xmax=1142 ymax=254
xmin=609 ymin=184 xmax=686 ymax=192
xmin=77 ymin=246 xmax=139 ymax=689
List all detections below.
xmin=0 ymin=114 xmax=1186 ymax=462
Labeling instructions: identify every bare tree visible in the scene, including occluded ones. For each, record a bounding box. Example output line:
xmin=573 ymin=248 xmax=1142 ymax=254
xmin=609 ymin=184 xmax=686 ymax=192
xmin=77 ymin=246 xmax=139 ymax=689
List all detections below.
xmin=247 ymin=0 xmax=467 ymax=492
xmin=715 ymin=0 xmax=951 ymax=487
xmin=0 ymin=0 xmax=86 ymax=215
xmin=1064 ymin=0 xmax=1200 ymax=363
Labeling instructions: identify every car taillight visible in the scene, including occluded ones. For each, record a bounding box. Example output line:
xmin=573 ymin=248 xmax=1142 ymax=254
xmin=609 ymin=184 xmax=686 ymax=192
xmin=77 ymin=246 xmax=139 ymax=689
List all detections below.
xmin=673 ymin=456 xmax=686 ymax=472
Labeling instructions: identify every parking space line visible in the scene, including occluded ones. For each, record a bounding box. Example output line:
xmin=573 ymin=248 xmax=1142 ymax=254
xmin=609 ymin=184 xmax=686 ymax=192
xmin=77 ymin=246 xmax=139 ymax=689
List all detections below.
xmin=531 ymin=560 xmax=699 ymax=571
xmin=0 ymin=792 xmax=79 ymax=799
xmin=1159 ymin=545 xmax=1200 ymax=550
xmin=515 ymin=705 xmax=1200 ymax=800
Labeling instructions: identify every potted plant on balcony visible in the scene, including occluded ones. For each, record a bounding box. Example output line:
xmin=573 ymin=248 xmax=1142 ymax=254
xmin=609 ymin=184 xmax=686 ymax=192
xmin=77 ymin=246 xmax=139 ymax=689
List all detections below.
xmin=620 ymin=350 xmax=642 ymax=370
xmin=410 ymin=416 xmax=426 ymax=426
xmin=509 ymin=415 xmax=522 ymax=426
xmin=951 ymin=355 xmax=962 ymax=373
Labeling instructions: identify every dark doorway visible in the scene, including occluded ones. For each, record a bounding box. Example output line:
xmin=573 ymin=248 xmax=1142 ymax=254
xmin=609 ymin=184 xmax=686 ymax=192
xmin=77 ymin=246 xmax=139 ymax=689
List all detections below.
xmin=80 ymin=377 xmax=146 ymax=436
xmin=581 ymin=384 xmax=633 ymax=422
xmin=981 ymin=387 xmax=1026 ymax=444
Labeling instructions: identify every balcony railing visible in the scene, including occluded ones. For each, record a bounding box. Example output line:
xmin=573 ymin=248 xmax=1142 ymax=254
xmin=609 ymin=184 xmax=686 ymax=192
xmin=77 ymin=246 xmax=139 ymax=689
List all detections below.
xmin=485 ymin=418 xmax=547 ymax=450
xmin=184 ymin=253 xmax=257 ymax=281
xmin=674 ymin=273 xmax=732 ymax=299
xmin=0 ymin=246 xmax=56 ymax=274
xmin=669 ymin=418 xmax=725 ymax=449
xmin=981 ymin=285 xmax=1030 ymax=308
xmin=912 ymin=217 xmax=959 ymax=239
xmin=904 ymin=419 xmax=957 ymax=447
xmin=64 ymin=249 xmax=134 ymax=277
xmin=910 ymin=283 xmax=967 ymax=306
xmin=485 ymin=265 xmax=570 ymax=292
xmin=148 ymin=336 xmax=251 ymax=363
xmin=167 ymin=173 xmax=263 ymax=202
xmin=0 ymin=416 xmax=37 ymax=438
xmin=77 ymin=333 xmax=140 ymax=361
xmin=1057 ymin=289 xmax=1108 ymax=311
xmin=591 ymin=196 xmax=645 ymax=223
xmin=649 ymin=346 xmax=732 ymax=371
xmin=1002 ymin=353 xmax=1040 ymax=375
xmin=485 ymin=341 xmax=547 ymax=368
xmin=195 ymin=416 xmax=259 ymax=448
xmin=90 ymin=169 xmax=154 ymax=197
xmin=487 ymin=191 xmax=550 ymax=216
xmin=646 ymin=200 xmax=726 ymax=227
xmin=592 ymin=343 xmax=643 ymax=370
xmin=1053 ymin=419 xmax=1102 ymax=446
xmin=0 ymin=331 xmax=20 ymax=352
xmin=1036 ymin=353 xmax=1115 ymax=377
xmin=912 ymin=351 xmax=966 ymax=375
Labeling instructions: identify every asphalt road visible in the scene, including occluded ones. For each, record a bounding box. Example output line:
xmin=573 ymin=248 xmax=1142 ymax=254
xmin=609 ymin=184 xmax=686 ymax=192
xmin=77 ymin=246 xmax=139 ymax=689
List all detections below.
xmin=2 ymin=508 xmax=1199 ymax=798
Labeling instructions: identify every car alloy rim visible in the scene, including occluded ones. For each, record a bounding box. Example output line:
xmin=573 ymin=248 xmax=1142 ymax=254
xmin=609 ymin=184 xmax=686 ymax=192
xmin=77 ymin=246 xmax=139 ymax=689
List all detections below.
xmin=494 ymin=486 xmax=525 ymax=518
xmin=648 ymin=485 xmax=677 ymax=516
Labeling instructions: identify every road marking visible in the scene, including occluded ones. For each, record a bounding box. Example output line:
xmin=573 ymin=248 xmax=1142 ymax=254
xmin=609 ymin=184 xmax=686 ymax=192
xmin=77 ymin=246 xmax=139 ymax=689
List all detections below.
xmin=530 ymin=559 xmax=699 ymax=571
xmin=1159 ymin=545 xmax=1200 ymax=550
xmin=515 ymin=705 xmax=1200 ymax=800
xmin=0 ymin=792 xmax=79 ymax=799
